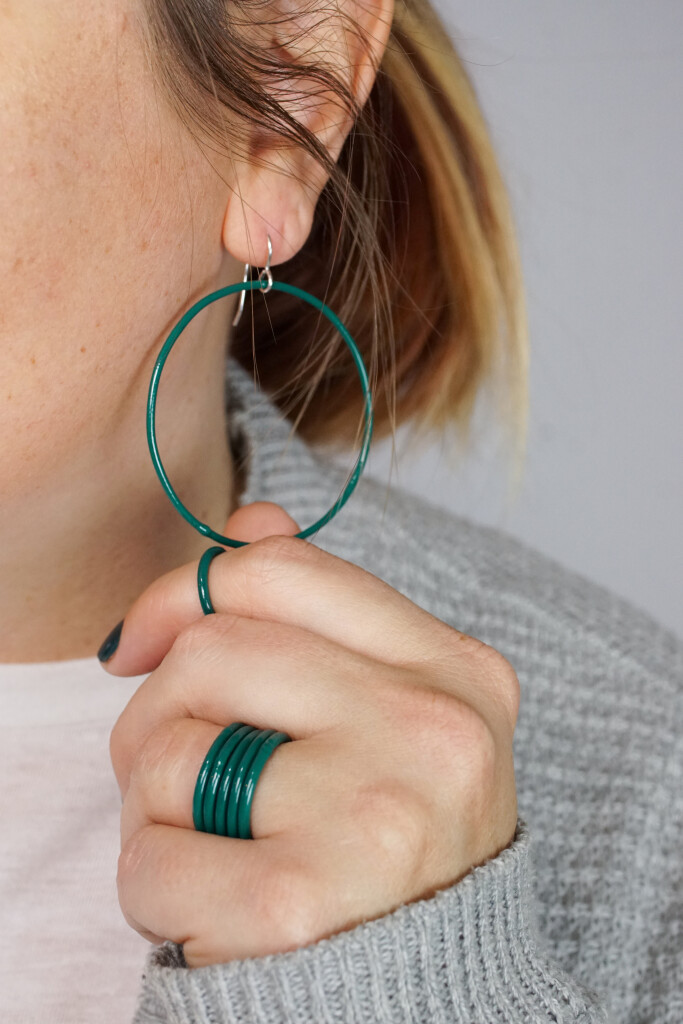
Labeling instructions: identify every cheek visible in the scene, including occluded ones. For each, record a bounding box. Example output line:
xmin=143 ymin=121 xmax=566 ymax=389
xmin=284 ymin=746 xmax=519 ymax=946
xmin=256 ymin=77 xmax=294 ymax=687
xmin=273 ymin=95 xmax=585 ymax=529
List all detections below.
xmin=0 ymin=2 xmax=224 ymax=487
xmin=0 ymin=3 xmax=185 ymax=327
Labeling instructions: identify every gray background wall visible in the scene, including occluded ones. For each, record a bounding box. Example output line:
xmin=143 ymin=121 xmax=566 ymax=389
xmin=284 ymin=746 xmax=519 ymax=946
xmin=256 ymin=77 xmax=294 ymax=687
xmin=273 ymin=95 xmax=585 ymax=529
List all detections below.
xmin=361 ymin=1 xmax=682 ymax=640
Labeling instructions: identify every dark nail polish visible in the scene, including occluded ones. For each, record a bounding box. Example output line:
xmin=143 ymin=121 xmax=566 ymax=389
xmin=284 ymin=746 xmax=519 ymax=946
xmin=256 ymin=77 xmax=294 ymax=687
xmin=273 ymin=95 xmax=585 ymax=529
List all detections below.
xmin=97 ymin=620 xmax=124 ymax=663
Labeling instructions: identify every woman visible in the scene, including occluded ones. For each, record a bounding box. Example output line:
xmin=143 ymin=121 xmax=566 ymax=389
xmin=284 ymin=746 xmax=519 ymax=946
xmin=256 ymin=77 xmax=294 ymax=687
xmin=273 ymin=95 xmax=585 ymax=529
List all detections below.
xmin=1 ymin=0 xmax=679 ymax=1021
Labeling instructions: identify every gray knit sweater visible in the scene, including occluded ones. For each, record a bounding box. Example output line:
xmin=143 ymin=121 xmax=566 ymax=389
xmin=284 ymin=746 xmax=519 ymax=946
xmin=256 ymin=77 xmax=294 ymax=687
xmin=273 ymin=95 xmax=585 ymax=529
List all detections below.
xmin=132 ymin=360 xmax=682 ymax=1024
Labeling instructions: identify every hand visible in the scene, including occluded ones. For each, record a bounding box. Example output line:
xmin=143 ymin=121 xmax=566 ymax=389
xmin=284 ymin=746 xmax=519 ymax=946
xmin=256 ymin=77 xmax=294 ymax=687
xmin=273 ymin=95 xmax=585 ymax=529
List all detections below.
xmin=106 ymin=502 xmax=520 ymax=968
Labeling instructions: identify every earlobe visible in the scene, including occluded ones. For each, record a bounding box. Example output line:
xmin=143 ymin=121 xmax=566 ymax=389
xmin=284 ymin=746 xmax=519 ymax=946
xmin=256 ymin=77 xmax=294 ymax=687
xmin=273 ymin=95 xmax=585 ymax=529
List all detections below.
xmin=221 ymin=155 xmax=316 ymax=268
xmin=221 ymin=0 xmax=394 ymax=268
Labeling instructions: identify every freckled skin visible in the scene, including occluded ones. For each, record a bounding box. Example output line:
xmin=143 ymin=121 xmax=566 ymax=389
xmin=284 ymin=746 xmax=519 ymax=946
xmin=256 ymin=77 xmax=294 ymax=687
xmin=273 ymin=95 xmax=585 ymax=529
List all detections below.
xmin=0 ymin=0 xmax=242 ymax=660
xmin=0 ymin=0 xmax=387 ymax=660
xmin=1 ymin=2 xmax=235 ymax=482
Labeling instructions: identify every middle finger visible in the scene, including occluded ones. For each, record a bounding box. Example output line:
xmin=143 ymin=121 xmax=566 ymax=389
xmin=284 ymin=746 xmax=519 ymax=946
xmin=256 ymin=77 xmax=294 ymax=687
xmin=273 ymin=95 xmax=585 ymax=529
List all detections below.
xmin=111 ymin=615 xmax=406 ymax=797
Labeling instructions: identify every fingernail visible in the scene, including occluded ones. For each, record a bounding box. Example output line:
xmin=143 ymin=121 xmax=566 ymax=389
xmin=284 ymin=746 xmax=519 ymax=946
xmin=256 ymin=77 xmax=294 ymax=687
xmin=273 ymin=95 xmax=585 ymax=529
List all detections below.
xmin=97 ymin=619 xmax=124 ymax=663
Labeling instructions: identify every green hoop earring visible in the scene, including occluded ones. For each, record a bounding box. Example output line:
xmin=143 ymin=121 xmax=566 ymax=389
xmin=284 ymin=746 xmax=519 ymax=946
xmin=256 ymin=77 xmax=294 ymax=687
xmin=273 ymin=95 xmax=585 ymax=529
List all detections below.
xmin=146 ymin=237 xmax=374 ymax=552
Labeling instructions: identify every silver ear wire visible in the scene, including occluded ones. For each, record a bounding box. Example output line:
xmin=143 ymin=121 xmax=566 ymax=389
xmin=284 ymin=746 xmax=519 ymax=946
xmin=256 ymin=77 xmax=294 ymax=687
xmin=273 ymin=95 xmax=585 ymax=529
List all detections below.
xmin=258 ymin=235 xmax=273 ymax=294
xmin=231 ymin=262 xmax=250 ymax=327
xmin=229 ymin=234 xmax=272 ymax=325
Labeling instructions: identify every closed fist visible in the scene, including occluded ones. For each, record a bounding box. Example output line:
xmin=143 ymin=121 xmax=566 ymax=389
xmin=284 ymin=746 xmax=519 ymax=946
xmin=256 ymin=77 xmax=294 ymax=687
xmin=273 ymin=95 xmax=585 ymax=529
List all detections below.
xmin=106 ymin=502 xmax=519 ymax=968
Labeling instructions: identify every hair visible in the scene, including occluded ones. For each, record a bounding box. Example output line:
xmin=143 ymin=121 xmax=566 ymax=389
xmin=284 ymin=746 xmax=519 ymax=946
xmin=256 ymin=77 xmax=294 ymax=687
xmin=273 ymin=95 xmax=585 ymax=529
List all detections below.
xmin=141 ymin=0 xmax=529 ymax=497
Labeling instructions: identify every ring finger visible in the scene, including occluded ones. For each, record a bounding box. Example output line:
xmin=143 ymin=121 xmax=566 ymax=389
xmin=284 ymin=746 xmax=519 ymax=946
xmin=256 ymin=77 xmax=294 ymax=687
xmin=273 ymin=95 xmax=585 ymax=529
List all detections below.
xmin=120 ymin=715 xmax=330 ymax=850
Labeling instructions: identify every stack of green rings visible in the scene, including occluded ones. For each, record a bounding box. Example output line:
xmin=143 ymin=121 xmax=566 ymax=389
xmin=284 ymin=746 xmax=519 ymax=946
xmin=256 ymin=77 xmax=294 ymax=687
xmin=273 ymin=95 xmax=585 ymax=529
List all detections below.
xmin=192 ymin=722 xmax=291 ymax=839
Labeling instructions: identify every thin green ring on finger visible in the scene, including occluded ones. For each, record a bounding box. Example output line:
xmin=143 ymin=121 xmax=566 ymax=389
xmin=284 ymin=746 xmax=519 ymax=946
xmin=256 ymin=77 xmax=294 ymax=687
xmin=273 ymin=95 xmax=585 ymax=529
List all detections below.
xmin=192 ymin=722 xmax=243 ymax=832
xmin=223 ymin=729 xmax=265 ymax=838
xmin=197 ymin=546 xmax=227 ymax=615
xmin=213 ymin=725 xmax=260 ymax=836
xmin=226 ymin=729 xmax=277 ymax=838
xmin=201 ymin=724 xmax=254 ymax=834
xmin=204 ymin=724 xmax=256 ymax=834
xmin=238 ymin=731 xmax=292 ymax=839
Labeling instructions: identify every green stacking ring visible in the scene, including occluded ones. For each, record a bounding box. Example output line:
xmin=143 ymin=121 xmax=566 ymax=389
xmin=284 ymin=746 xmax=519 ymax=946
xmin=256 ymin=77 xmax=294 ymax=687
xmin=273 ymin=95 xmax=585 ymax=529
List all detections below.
xmin=237 ymin=731 xmax=291 ymax=839
xmin=192 ymin=722 xmax=244 ymax=832
xmin=218 ymin=729 xmax=261 ymax=837
xmin=192 ymin=723 xmax=292 ymax=839
xmin=202 ymin=724 xmax=255 ymax=833
xmin=225 ymin=729 xmax=277 ymax=838
xmin=213 ymin=726 xmax=271 ymax=837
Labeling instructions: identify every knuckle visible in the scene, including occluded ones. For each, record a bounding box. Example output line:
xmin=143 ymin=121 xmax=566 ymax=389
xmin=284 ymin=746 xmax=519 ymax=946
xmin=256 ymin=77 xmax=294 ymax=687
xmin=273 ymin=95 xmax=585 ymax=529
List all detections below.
xmin=110 ymin=703 xmax=146 ymax=794
xmin=439 ymin=629 xmax=522 ymax=731
xmin=470 ymin=644 xmax=521 ymax=731
xmin=117 ymin=825 xmax=152 ymax=891
xmin=354 ymin=780 xmax=430 ymax=885
xmin=437 ymin=698 xmax=497 ymax=792
xmin=245 ymin=534 xmax=316 ymax=585
xmin=388 ymin=681 xmax=476 ymax=760
xmin=131 ymin=718 xmax=186 ymax=788
xmin=386 ymin=681 xmax=501 ymax=794
xmin=491 ymin=655 xmax=521 ymax=727
xmin=252 ymin=860 xmax=321 ymax=951
xmin=458 ymin=711 xmax=498 ymax=788
xmin=442 ymin=625 xmax=497 ymax=661
xmin=170 ymin=615 xmax=234 ymax=669
xmin=118 ymin=824 xmax=198 ymax=906
xmin=142 ymin=573 xmax=178 ymax=629
xmin=453 ymin=713 xmax=502 ymax=835
xmin=440 ymin=625 xmax=507 ymax=673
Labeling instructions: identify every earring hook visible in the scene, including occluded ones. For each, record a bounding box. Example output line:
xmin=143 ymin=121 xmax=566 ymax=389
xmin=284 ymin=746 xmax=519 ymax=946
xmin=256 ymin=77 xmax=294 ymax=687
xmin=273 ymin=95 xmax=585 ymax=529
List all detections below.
xmin=231 ymin=234 xmax=273 ymax=327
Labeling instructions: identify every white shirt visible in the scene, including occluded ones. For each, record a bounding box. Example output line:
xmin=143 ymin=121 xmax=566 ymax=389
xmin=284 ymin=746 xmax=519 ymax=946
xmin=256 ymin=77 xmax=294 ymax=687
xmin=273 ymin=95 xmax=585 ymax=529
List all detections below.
xmin=0 ymin=656 xmax=152 ymax=1023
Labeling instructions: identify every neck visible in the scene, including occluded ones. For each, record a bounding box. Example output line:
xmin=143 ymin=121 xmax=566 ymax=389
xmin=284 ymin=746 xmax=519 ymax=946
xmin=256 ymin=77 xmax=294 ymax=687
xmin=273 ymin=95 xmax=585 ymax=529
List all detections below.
xmin=0 ymin=327 xmax=238 ymax=664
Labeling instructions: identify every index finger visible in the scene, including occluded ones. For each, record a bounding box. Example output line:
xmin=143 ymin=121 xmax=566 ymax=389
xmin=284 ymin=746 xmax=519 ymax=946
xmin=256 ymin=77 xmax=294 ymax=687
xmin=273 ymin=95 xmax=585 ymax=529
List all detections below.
xmin=102 ymin=534 xmax=455 ymax=677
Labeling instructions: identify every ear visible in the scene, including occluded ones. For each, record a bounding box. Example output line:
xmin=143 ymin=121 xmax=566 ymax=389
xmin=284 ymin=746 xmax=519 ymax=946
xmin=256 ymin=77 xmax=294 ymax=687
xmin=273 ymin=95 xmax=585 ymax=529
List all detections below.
xmin=221 ymin=0 xmax=394 ymax=267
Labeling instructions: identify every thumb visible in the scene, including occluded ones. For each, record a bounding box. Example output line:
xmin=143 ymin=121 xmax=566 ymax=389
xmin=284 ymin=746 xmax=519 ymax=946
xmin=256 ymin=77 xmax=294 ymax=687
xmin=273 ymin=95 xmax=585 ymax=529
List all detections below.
xmin=222 ymin=501 xmax=301 ymax=543
xmin=98 ymin=501 xmax=301 ymax=676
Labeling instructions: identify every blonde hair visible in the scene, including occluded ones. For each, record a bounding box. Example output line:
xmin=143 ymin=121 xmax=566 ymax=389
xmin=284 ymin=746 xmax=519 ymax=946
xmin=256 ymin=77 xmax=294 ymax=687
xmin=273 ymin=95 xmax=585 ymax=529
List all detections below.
xmin=143 ymin=0 xmax=529 ymax=496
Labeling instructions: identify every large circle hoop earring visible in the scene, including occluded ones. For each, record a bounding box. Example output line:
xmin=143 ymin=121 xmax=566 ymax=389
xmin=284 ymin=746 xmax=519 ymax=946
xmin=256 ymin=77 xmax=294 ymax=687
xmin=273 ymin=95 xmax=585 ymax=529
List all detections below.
xmin=146 ymin=236 xmax=374 ymax=551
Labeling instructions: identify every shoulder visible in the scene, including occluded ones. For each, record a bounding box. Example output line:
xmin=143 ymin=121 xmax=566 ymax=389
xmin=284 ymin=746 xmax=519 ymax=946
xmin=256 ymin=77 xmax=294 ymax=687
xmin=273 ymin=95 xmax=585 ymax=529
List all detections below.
xmin=312 ymin=466 xmax=682 ymax=1011
xmin=241 ymin=406 xmax=681 ymax=1008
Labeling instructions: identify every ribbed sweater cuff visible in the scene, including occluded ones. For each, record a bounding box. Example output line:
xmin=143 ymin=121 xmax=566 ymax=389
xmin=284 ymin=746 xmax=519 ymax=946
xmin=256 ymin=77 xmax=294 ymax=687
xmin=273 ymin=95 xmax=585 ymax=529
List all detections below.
xmin=132 ymin=819 xmax=606 ymax=1023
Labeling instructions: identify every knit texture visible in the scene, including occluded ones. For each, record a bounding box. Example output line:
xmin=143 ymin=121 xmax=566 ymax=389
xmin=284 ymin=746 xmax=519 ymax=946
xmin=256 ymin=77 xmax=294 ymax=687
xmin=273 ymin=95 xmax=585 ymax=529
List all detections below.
xmin=132 ymin=360 xmax=682 ymax=1024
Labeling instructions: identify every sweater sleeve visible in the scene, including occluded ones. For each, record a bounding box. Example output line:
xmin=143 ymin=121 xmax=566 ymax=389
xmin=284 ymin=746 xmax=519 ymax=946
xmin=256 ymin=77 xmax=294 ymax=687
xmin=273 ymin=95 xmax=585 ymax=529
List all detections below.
xmin=130 ymin=819 xmax=611 ymax=1024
